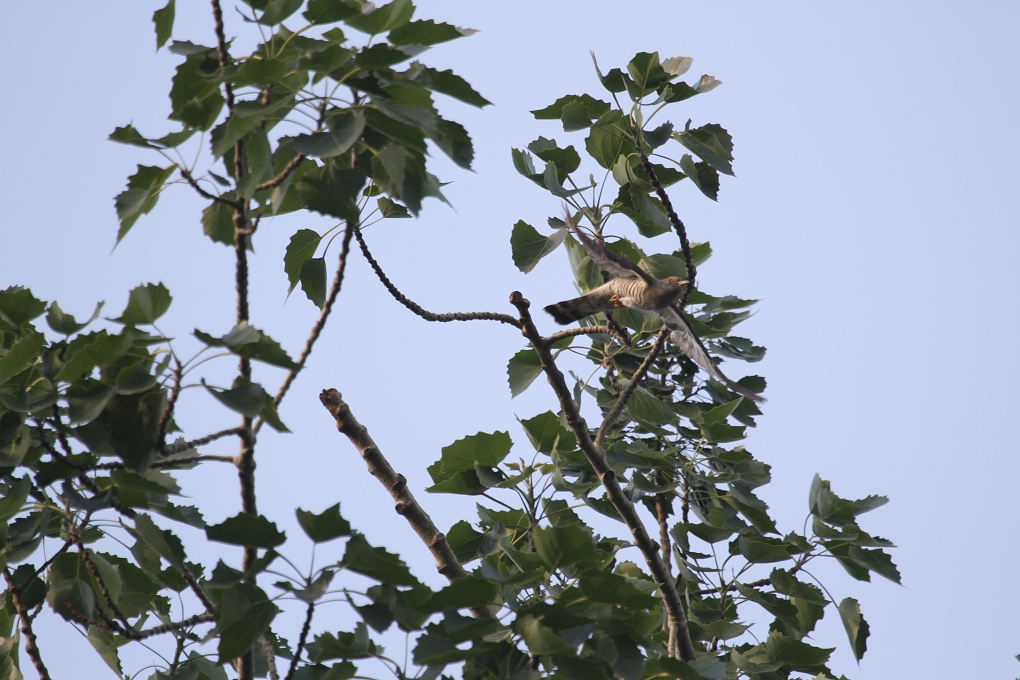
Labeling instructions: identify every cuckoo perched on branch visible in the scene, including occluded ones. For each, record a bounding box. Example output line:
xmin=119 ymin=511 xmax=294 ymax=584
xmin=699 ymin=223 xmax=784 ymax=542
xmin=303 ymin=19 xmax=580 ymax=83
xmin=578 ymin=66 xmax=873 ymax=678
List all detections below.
xmin=545 ymin=213 xmax=765 ymax=403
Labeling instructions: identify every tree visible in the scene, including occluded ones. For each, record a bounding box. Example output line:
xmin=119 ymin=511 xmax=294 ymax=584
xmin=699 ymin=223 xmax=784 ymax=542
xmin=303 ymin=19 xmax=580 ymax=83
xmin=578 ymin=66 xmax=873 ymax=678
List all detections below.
xmin=0 ymin=2 xmax=898 ymax=679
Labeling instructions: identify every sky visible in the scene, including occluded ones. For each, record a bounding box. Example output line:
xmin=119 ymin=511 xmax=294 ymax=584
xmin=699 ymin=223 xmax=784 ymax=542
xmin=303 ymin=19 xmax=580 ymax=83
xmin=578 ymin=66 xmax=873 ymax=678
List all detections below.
xmin=3 ymin=2 xmax=1020 ymax=678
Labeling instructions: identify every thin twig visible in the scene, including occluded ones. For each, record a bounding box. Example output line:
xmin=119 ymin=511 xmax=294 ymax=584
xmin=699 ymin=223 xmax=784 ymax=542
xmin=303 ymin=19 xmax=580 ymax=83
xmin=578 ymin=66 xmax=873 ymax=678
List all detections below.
xmin=254 ymin=222 xmax=355 ymax=436
xmin=162 ymin=427 xmax=247 ymax=456
xmin=178 ymin=166 xmax=240 ymax=207
xmin=319 ymin=389 xmax=497 ymax=621
xmin=92 ymin=454 xmax=237 ymax=471
xmin=135 ymin=612 xmax=216 ymax=640
xmin=543 ymin=324 xmax=628 ymax=346
xmin=256 ymin=153 xmax=307 ymax=192
xmin=353 ymin=226 xmax=521 ymax=328
xmin=509 ymin=292 xmax=696 ymax=661
xmin=594 ymin=327 xmax=670 ymax=449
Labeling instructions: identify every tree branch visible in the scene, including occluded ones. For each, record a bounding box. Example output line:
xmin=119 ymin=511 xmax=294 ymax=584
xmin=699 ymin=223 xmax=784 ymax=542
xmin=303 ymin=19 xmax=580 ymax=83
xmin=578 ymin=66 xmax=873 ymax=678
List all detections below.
xmin=319 ymin=389 xmax=496 ymax=621
xmin=508 ymin=292 xmax=696 ymax=661
xmin=3 ymin=567 xmax=52 ymax=680
xmin=353 ymin=226 xmax=521 ymax=328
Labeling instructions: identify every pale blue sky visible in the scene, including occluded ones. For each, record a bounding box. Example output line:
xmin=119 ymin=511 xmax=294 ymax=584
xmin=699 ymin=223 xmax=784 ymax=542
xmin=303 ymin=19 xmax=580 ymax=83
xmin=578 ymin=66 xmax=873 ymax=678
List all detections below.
xmin=3 ymin=2 xmax=1019 ymax=678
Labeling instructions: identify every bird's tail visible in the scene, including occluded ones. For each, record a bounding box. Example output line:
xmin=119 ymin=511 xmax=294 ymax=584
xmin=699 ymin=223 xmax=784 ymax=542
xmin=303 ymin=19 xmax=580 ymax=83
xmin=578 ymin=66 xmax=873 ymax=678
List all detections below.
xmin=544 ymin=297 xmax=591 ymax=324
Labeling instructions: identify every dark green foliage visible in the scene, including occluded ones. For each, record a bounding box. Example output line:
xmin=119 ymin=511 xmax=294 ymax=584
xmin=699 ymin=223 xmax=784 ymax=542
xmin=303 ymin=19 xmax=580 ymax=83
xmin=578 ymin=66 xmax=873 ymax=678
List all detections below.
xmin=0 ymin=9 xmax=896 ymax=680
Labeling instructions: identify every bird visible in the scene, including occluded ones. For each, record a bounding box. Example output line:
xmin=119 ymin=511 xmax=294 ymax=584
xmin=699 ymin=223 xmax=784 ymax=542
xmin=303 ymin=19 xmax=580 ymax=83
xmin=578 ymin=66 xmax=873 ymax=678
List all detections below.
xmin=545 ymin=213 xmax=765 ymax=403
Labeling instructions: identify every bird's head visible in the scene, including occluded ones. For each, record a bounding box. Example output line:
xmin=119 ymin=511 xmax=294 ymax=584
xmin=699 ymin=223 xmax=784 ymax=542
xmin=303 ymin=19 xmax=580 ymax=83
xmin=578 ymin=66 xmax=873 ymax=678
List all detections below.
xmin=665 ymin=277 xmax=688 ymax=287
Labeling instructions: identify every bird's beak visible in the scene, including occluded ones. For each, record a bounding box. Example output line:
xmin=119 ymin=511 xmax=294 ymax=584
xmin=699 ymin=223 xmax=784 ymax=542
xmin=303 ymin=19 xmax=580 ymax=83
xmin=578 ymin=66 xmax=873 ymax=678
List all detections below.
xmin=675 ymin=279 xmax=688 ymax=286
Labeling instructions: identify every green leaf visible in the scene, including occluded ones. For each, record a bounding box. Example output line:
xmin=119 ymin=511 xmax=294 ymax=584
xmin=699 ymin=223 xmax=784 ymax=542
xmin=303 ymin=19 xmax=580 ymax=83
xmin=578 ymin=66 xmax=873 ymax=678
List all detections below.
xmin=296 ymin=163 xmax=366 ymax=221
xmin=299 ymin=257 xmax=327 ymax=308
xmin=308 ymin=622 xmax=376 ymax=661
xmin=625 ymin=384 xmax=675 ymax=425
xmin=532 ymin=524 xmax=604 ymax=569
xmin=531 ymin=94 xmax=611 ymax=125
xmin=507 ymin=348 xmax=542 ymax=398
xmin=169 ymin=50 xmax=224 ymax=130
xmin=114 ymin=165 xmax=175 ymax=241
xmin=676 ymin=123 xmax=734 ymax=176
xmin=0 ymin=331 xmax=44 ymax=385
xmin=153 ymin=0 xmax=175 ymax=49
xmin=290 ymin=110 xmax=366 ymax=158
xmin=206 ymin=513 xmax=286 ymax=548
xmin=87 ymin=625 xmax=126 ymax=677
xmin=130 ymin=514 xmax=187 ymax=570
xmin=428 ymin=117 xmax=474 ymax=169
xmin=346 ymin=0 xmax=413 ymax=34
xmin=114 ymin=283 xmax=172 ymax=325
xmin=423 ymin=576 xmax=499 ymax=613
xmin=585 ymin=110 xmax=632 ymax=170
xmin=376 ymin=196 xmax=410 ymax=217
xmin=0 ymin=477 xmax=30 ymax=522
xmin=405 ymin=65 xmax=490 ymax=107
xmin=516 ymin=616 xmax=574 ymax=655
xmin=678 ymin=154 xmax=720 ymax=201
xmin=303 ymin=0 xmax=361 ymax=25
xmin=216 ymin=582 xmax=278 ymax=661
xmin=47 ymin=578 xmax=96 ymax=621
xmin=284 ymin=229 xmax=322 ymax=291
xmin=837 ymin=597 xmax=870 ymax=661
xmin=203 ymin=377 xmax=289 ymax=432
xmin=0 ymin=287 xmax=46 ymax=326
xmin=389 ymin=20 xmax=476 ymax=47
xmin=432 ymin=431 xmax=512 ymax=476
xmin=201 ymin=196 xmax=237 ymax=246
xmin=627 ymin=52 xmax=672 ymax=93
xmin=764 ymin=631 xmax=834 ymax=670
xmin=510 ymin=221 xmax=565 ymax=274
xmin=341 ymin=533 xmax=417 ymax=586
xmin=194 ymin=324 xmax=300 ymax=370
xmin=46 ymin=301 xmax=104 ymax=336
xmin=296 ymin=503 xmax=352 ymax=543
xmin=519 ymin=411 xmax=574 ymax=456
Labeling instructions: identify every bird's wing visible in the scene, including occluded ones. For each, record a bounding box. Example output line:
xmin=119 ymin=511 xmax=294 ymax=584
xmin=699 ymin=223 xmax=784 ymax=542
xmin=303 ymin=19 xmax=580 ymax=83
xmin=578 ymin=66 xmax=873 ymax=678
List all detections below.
xmin=660 ymin=305 xmax=765 ymax=403
xmin=564 ymin=212 xmax=654 ymax=284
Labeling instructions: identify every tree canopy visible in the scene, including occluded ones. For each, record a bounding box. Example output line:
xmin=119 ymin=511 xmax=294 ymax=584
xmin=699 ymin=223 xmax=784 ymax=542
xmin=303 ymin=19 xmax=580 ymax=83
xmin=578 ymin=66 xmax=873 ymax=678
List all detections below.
xmin=0 ymin=2 xmax=898 ymax=679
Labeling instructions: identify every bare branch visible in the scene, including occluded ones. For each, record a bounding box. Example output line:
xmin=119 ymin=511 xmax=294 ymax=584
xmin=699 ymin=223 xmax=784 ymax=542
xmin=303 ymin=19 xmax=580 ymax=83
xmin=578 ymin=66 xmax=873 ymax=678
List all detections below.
xmin=319 ymin=389 xmax=496 ymax=621
xmin=543 ymin=324 xmax=628 ymax=346
xmin=594 ymin=327 xmax=669 ymax=449
xmin=509 ymin=292 xmax=696 ymax=661
xmin=353 ymin=226 xmax=521 ymax=328
xmin=162 ymin=427 xmax=247 ymax=456
xmin=135 ymin=612 xmax=216 ymax=640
